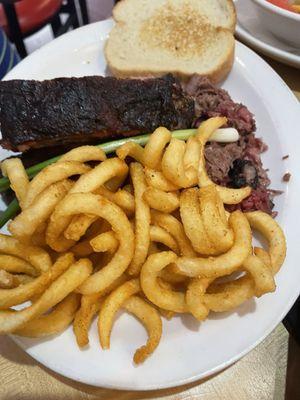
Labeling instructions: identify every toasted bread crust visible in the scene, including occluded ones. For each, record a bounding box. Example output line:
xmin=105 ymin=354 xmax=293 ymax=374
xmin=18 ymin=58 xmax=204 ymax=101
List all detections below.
xmin=206 ymin=42 xmax=235 ymax=84
xmin=226 ymin=0 xmax=237 ymax=32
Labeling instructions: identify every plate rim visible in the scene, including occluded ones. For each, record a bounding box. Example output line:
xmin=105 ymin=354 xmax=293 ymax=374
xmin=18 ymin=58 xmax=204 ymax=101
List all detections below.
xmin=235 ymin=24 xmax=300 ymax=68
xmin=3 ymin=19 xmax=300 ymax=390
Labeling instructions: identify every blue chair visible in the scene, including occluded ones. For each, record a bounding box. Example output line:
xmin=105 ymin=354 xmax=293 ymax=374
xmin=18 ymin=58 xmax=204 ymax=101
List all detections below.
xmin=0 ymin=27 xmax=19 ymax=78
xmin=0 ymin=0 xmax=89 ymax=58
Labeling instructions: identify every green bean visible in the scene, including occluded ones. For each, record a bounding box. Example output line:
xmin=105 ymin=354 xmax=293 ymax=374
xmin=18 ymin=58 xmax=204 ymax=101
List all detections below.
xmin=0 ymin=198 xmax=20 ymax=228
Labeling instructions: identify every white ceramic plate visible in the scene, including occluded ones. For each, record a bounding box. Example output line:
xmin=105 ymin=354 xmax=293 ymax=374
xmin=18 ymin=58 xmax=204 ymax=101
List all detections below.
xmin=235 ymin=0 xmax=300 ymax=68
xmin=2 ymin=20 xmax=300 ymax=390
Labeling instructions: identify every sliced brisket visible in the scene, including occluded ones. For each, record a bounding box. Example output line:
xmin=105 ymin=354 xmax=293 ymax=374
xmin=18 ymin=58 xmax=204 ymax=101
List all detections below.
xmin=184 ymin=75 xmax=256 ymax=135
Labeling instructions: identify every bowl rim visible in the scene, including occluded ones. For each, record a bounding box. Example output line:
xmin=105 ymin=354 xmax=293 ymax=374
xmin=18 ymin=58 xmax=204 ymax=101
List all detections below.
xmin=251 ymin=0 xmax=300 ymax=21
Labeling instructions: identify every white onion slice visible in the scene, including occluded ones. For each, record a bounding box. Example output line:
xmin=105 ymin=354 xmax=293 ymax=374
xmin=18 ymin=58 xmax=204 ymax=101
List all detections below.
xmin=210 ymin=128 xmax=239 ymax=143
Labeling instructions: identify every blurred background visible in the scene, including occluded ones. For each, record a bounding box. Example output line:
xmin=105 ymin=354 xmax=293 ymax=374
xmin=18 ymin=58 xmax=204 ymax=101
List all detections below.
xmin=0 ymin=0 xmax=114 ymax=57
xmin=0 ymin=0 xmax=115 ymax=77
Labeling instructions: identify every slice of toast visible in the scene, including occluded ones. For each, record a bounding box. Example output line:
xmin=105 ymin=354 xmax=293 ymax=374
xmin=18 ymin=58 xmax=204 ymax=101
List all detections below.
xmin=105 ymin=0 xmax=236 ymax=83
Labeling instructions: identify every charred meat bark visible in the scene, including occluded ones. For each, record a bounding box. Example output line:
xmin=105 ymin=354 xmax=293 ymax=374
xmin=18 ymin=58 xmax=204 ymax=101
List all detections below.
xmin=0 ymin=74 xmax=194 ymax=151
xmin=228 ymin=159 xmax=259 ymax=189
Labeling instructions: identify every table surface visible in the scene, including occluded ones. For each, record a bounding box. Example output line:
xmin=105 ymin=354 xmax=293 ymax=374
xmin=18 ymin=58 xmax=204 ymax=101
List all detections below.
xmin=0 ymin=49 xmax=299 ymax=400
xmin=0 ymin=325 xmax=290 ymax=400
